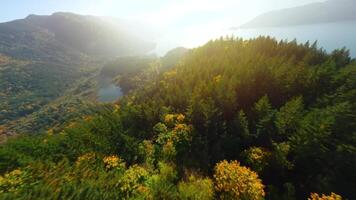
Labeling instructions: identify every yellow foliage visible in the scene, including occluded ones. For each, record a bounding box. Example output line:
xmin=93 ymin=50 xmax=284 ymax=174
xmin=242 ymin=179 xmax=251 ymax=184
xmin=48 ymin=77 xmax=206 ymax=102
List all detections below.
xmin=142 ymin=140 xmax=154 ymax=157
xmin=66 ymin=122 xmax=77 ymax=129
xmin=173 ymin=123 xmax=190 ymax=132
xmin=308 ymin=192 xmax=343 ymax=200
xmin=83 ymin=115 xmax=94 ymax=122
xmin=157 ymin=114 xmax=192 ymax=161
xmin=114 ymin=104 xmax=120 ymax=113
xmin=103 ymin=155 xmax=126 ymax=170
xmin=119 ymin=165 xmax=149 ymax=196
xmin=213 ymin=75 xmax=222 ymax=83
xmin=136 ymin=185 xmax=150 ymax=195
xmin=214 ymin=160 xmax=265 ymax=200
xmin=0 ymin=169 xmax=25 ymax=193
xmin=244 ymin=146 xmax=271 ymax=171
xmin=163 ymin=70 xmax=178 ymax=80
xmin=164 ymin=114 xmax=175 ymax=124
xmin=247 ymin=147 xmax=268 ymax=161
xmin=176 ymin=114 xmax=185 ymax=122
xmin=46 ymin=128 xmax=54 ymax=136
xmin=164 ymin=113 xmax=186 ymax=125
xmin=172 ymin=123 xmax=192 ymax=143
xmin=76 ymin=152 xmax=97 ymax=166
xmin=162 ymin=140 xmax=176 ymax=158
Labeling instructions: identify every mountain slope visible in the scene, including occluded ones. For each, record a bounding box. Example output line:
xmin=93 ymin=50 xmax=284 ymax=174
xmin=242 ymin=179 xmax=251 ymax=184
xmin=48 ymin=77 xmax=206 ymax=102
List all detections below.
xmin=0 ymin=13 xmax=155 ymax=135
xmin=0 ymin=12 xmax=155 ymax=63
xmin=239 ymin=0 xmax=356 ymax=28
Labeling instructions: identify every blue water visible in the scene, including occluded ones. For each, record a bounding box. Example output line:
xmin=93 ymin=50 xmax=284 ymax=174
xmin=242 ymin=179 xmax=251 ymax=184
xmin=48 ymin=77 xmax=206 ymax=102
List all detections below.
xmin=98 ymin=84 xmax=122 ymax=102
xmin=231 ymin=21 xmax=356 ymax=58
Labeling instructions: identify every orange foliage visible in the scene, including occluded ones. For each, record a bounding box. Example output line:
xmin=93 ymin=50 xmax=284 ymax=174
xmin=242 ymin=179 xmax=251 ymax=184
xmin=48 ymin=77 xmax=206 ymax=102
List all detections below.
xmin=309 ymin=192 xmax=342 ymax=200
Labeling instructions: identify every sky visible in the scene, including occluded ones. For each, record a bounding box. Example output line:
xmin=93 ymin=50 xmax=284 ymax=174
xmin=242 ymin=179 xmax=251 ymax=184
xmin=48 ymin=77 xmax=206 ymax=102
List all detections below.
xmin=0 ymin=0 xmax=325 ymax=54
xmin=0 ymin=0 xmax=325 ymax=24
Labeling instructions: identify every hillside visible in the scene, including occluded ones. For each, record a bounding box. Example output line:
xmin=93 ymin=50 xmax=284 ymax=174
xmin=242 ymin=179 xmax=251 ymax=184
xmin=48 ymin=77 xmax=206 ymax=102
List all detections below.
xmin=0 ymin=13 xmax=156 ymax=136
xmin=0 ymin=37 xmax=354 ymax=199
xmin=0 ymin=12 xmax=155 ymax=63
xmin=238 ymin=0 xmax=356 ymax=28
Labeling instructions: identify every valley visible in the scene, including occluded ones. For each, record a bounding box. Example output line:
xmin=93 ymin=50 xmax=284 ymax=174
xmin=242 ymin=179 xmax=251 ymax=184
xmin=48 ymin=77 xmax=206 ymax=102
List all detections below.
xmin=0 ymin=12 xmax=156 ymax=137
xmin=0 ymin=6 xmax=355 ymax=200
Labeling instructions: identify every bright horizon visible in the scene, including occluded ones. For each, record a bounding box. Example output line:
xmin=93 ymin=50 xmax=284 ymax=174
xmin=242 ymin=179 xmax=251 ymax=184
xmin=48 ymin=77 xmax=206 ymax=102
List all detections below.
xmin=0 ymin=0 xmax=326 ymax=55
xmin=0 ymin=0 xmax=325 ymax=23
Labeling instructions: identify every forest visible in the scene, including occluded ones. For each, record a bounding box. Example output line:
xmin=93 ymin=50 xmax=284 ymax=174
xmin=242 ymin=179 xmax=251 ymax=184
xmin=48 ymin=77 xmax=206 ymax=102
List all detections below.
xmin=0 ymin=37 xmax=355 ymax=200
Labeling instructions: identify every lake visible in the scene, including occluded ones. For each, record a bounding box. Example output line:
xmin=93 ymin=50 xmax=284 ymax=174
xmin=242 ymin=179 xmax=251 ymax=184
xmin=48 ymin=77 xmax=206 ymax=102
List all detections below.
xmin=97 ymin=78 xmax=123 ymax=103
xmin=230 ymin=21 xmax=356 ymax=58
xmin=154 ymin=21 xmax=356 ymax=58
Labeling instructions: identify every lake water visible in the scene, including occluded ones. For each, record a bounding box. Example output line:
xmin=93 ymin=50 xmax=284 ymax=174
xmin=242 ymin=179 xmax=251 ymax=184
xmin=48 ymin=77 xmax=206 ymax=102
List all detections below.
xmin=97 ymin=78 xmax=123 ymax=102
xmin=230 ymin=21 xmax=356 ymax=58
xmin=154 ymin=21 xmax=356 ymax=58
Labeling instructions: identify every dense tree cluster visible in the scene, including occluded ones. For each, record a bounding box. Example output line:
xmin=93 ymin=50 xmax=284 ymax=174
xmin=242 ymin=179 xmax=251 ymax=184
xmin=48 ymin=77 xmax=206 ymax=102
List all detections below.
xmin=125 ymin=37 xmax=355 ymax=198
xmin=0 ymin=37 xmax=354 ymax=199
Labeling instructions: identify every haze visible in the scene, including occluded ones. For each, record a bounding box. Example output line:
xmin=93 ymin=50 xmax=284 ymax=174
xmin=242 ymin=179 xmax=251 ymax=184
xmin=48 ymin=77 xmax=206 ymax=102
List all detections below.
xmin=1 ymin=0 xmax=325 ymax=54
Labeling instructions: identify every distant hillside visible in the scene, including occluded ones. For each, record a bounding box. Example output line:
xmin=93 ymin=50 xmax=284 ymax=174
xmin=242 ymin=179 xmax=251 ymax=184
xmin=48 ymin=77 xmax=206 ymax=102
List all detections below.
xmin=161 ymin=47 xmax=189 ymax=69
xmin=0 ymin=12 xmax=156 ymax=136
xmin=0 ymin=12 xmax=155 ymax=64
xmin=238 ymin=0 xmax=356 ymax=29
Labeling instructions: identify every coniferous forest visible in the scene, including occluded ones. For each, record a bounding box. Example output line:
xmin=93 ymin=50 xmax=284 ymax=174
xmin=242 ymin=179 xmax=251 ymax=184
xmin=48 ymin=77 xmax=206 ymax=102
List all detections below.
xmin=0 ymin=37 xmax=355 ymax=199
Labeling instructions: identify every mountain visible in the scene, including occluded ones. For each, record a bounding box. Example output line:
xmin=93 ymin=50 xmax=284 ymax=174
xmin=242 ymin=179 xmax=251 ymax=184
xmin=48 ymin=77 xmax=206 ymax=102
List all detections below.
xmin=0 ymin=12 xmax=155 ymax=64
xmin=0 ymin=13 xmax=156 ymax=136
xmin=238 ymin=0 xmax=356 ymax=29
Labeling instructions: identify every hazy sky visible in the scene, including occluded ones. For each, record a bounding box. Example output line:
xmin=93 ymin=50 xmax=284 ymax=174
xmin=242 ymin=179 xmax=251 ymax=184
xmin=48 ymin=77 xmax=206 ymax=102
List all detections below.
xmin=0 ymin=0 xmax=326 ymax=54
xmin=0 ymin=0 xmax=325 ymax=24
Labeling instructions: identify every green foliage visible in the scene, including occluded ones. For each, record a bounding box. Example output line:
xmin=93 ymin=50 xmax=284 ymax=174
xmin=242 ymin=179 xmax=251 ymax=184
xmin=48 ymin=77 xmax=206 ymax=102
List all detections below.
xmin=160 ymin=47 xmax=189 ymax=70
xmin=101 ymin=56 xmax=156 ymax=94
xmin=118 ymin=164 xmax=149 ymax=198
xmin=0 ymin=62 xmax=85 ymax=124
xmin=178 ymin=174 xmax=214 ymax=200
xmin=126 ymin=37 xmax=355 ymax=199
xmin=0 ymin=37 xmax=355 ymax=199
xmin=0 ymin=54 xmax=102 ymax=137
xmin=0 ymin=12 xmax=157 ymax=137
xmin=146 ymin=162 xmax=178 ymax=200
xmin=275 ymin=97 xmax=304 ymax=137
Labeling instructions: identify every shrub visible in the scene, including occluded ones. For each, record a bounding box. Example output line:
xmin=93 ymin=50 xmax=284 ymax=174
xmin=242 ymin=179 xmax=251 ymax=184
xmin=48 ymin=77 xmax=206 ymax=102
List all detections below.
xmin=103 ymin=155 xmax=126 ymax=170
xmin=0 ymin=169 xmax=28 ymax=193
xmin=178 ymin=174 xmax=214 ymax=200
xmin=118 ymin=165 xmax=149 ymax=198
xmin=214 ymin=160 xmax=265 ymax=200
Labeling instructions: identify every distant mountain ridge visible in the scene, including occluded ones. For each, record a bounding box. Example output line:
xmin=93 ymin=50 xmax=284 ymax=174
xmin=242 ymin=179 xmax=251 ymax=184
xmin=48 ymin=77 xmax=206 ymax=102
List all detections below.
xmin=0 ymin=12 xmax=155 ymax=64
xmin=237 ymin=0 xmax=356 ymax=29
